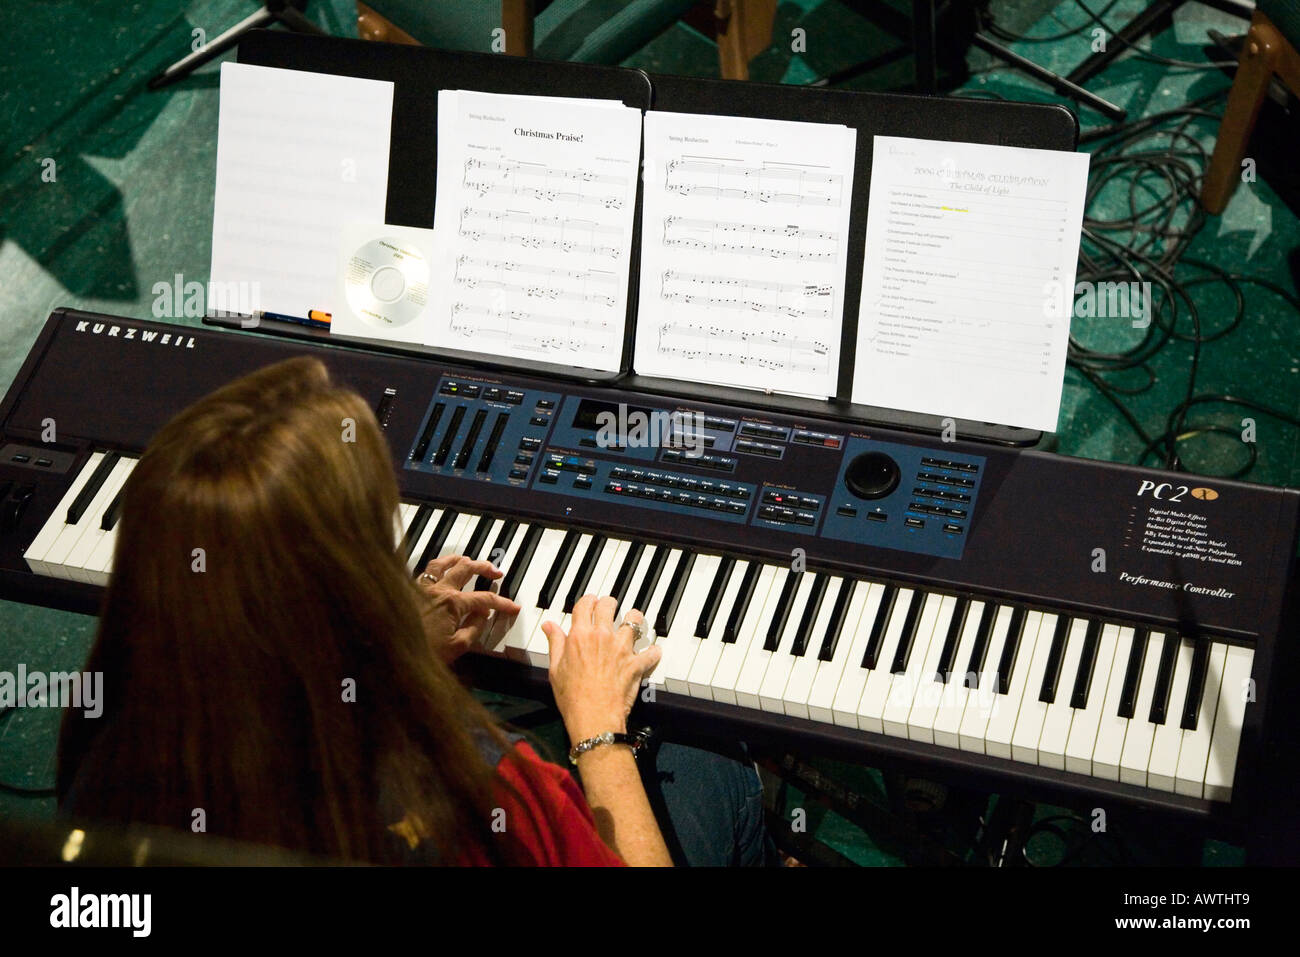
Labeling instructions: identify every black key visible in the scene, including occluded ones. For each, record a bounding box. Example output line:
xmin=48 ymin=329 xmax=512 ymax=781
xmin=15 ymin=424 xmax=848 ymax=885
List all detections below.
xmin=100 ymin=487 xmax=126 ymax=532
xmin=476 ymin=412 xmax=510 ymax=472
xmin=1180 ymin=638 xmax=1211 ymax=731
xmin=695 ymin=556 xmax=736 ymax=639
xmin=499 ymin=525 xmax=542 ymax=601
xmin=537 ymin=530 xmax=581 ymax=609
xmin=460 ymin=514 xmax=492 ymax=561
xmin=1069 ymin=620 xmax=1104 ymax=709
xmin=791 ymin=574 xmax=829 ymax=657
xmin=608 ymin=542 xmax=645 ymax=607
xmin=1148 ymin=632 xmax=1181 ymax=725
xmin=764 ymin=570 xmax=803 ymax=651
xmin=67 ymin=452 xmax=121 ymax=524
xmin=475 ymin=520 xmax=519 ymax=591
xmin=411 ymin=402 xmax=445 ymax=461
xmin=996 ymin=606 xmax=1028 ymax=694
xmin=817 ymin=580 xmax=856 ymax=661
xmin=400 ymin=505 xmax=434 ymax=561
xmin=861 ymin=585 xmax=899 ymax=669
xmin=890 ymin=591 xmax=927 ymax=674
xmin=415 ymin=509 xmax=459 ymax=575
xmin=935 ymin=596 xmax=970 ymax=682
xmin=655 ymin=551 xmax=697 ymax=635
xmin=963 ymin=602 xmax=999 ymax=688
xmin=433 ymin=406 xmax=466 ymax=467
xmin=632 ymin=546 xmax=669 ymax=612
xmin=1117 ymin=627 xmax=1150 ymax=720
xmin=1038 ymin=615 xmax=1072 ymax=704
xmin=564 ymin=535 xmax=608 ymax=614
xmin=453 ymin=409 xmax=487 ymax=470
xmin=722 ymin=563 xmax=761 ymax=644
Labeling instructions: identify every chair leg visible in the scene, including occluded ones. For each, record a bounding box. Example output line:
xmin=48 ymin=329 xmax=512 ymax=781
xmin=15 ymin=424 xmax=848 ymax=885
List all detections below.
xmin=1201 ymin=15 xmax=1284 ymax=214
xmin=715 ymin=0 xmax=777 ymax=81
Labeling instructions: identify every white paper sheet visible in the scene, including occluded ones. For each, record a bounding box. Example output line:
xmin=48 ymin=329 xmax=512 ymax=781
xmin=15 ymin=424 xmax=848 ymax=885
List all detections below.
xmin=852 ymin=135 xmax=1090 ymax=431
xmin=633 ymin=111 xmax=857 ymax=399
xmin=427 ymin=90 xmax=642 ymax=373
xmin=209 ymin=63 xmax=393 ymax=319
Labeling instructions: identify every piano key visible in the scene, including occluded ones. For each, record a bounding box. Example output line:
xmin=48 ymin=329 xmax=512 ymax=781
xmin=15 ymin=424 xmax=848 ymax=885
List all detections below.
xmin=100 ymin=485 xmax=126 ymax=532
xmin=816 ymin=578 xmax=856 ymax=661
xmin=1204 ymin=644 xmax=1252 ymax=801
xmin=632 ymin=546 xmax=670 ymax=615
xmin=66 ymin=451 xmax=120 ymax=524
xmin=1175 ymin=642 xmax=1227 ymax=797
xmin=903 ymin=594 xmax=959 ymax=742
xmin=710 ymin=564 xmax=779 ymax=705
xmin=1037 ymin=614 xmax=1072 ymax=704
xmin=695 ymin=556 xmax=736 ymax=639
xmin=791 ymin=572 xmax=829 ymax=658
xmin=536 ymin=529 xmax=581 ymax=609
xmin=401 ymin=505 xmax=434 ymax=563
xmin=861 ymin=584 xmax=899 ymax=669
xmin=439 ymin=511 xmax=480 ymax=560
xmin=563 ymin=534 xmax=608 ymax=613
xmin=639 ymin=549 xmax=683 ymax=643
xmin=932 ymin=598 xmax=984 ymax=748
xmin=1090 ymin=626 xmax=1137 ymax=780
xmin=474 ymin=519 xmax=519 ymax=590
xmin=1180 ymin=638 xmax=1211 ymax=730
xmin=857 ymin=588 xmax=917 ymax=734
xmin=1036 ymin=618 xmax=1088 ymax=769
xmin=479 ymin=524 xmax=532 ymax=654
xmin=653 ymin=550 xmax=697 ymax=637
xmin=1117 ymin=626 xmax=1150 ymax=719
xmin=26 ymin=451 xmax=104 ymax=576
xmin=1147 ymin=638 xmax=1196 ymax=791
xmin=723 ymin=561 xmax=761 ymax=645
xmin=757 ymin=572 xmax=816 ymax=711
xmin=498 ymin=524 xmax=542 ymax=601
xmin=782 ymin=576 xmax=844 ymax=718
xmin=764 ymin=570 xmax=803 ymax=651
xmin=809 ymin=580 xmax=871 ymax=724
xmin=562 ymin=538 xmax=624 ymax=626
xmin=500 ymin=527 xmax=567 ymax=660
xmin=1064 ymin=623 xmax=1120 ymax=774
xmin=1147 ymin=629 xmax=1181 ymax=725
xmin=60 ymin=457 xmax=136 ymax=584
xmin=934 ymin=595 xmax=970 ymax=681
xmin=659 ymin=553 xmax=721 ymax=694
xmin=958 ymin=604 xmax=1013 ymax=751
xmin=962 ymin=601 xmax=999 ymax=687
xmin=735 ymin=568 xmax=805 ymax=710
xmin=687 ymin=560 xmax=751 ymax=698
xmin=984 ymin=610 xmax=1046 ymax=759
xmin=889 ymin=588 xmax=928 ymax=675
xmin=461 ymin=514 xmax=496 ymax=565
xmin=1010 ymin=614 xmax=1063 ymax=763
xmin=995 ymin=606 xmax=1028 ymax=694
xmin=608 ymin=541 xmax=646 ymax=607
xmin=882 ymin=591 xmax=945 ymax=737
xmin=414 ymin=509 xmax=459 ymax=572
xmin=1119 ymin=632 xmax=1170 ymax=786
xmin=615 ymin=546 xmax=658 ymax=649
xmin=44 ymin=455 xmax=134 ymax=579
xmin=1069 ymin=619 xmax=1104 ymax=710
xmin=524 ymin=532 xmax=593 ymax=667
xmin=462 ymin=518 xmax=505 ymax=591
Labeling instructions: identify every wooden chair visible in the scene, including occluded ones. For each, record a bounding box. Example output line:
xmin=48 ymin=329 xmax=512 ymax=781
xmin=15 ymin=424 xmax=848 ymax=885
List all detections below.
xmin=1201 ymin=3 xmax=1300 ymax=214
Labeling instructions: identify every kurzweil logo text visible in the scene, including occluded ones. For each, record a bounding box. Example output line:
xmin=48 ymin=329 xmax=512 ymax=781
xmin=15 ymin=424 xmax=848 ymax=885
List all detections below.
xmin=74 ymin=321 xmax=195 ymax=349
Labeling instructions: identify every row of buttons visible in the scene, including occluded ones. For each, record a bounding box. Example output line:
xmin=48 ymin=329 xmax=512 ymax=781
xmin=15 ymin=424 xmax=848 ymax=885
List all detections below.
xmin=605 ymin=481 xmax=748 ymax=515
xmin=738 ymin=423 xmax=788 ymax=441
xmin=734 ymin=439 xmax=783 ymax=459
xmin=835 ymin=505 xmax=887 ymax=522
xmin=438 ymin=381 xmax=529 ymax=405
xmin=761 ymin=490 xmax=820 ymax=511
xmin=609 ymin=466 xmax=750 ymax=500
xmin=10 ymin=453 xmax=53 ymax=468
xmin=904 ymin=516 xmax=965 ymax=534
xmin=921 ymin=456 xmax=979 ymax=474
xmin=545 ymin=455 xmax=596 ymax=475
xmin=909 ymin=501 xmax=968 ymax=519
xmin=791 ymin=429 xmax=843 ymax=449
xmin=916 ymin=470 xmax=976 ymax=489
xmin=913 ymin=485 xmax=971 ymax=502
xmin=758 ymin=505 xmax=817 ymax=526
xmin=661 ymin=450 xmax=736 ymax=472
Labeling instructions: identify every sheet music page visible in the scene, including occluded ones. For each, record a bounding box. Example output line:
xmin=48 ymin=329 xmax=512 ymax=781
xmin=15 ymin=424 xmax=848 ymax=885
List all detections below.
xmin=428 ymin=90 xmax=641 ymax=373
xmin=209 ymin=63 xmax=393 ymax=317
xmin=633 ymin=111 xmax=857 ymax=399
xmin=852 ymin=135 xmax=1090 ymax=431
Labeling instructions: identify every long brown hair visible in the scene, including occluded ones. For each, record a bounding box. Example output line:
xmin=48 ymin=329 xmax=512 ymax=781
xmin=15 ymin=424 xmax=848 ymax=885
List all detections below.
xmin=58 ymin=356 xmax=515 ymax=863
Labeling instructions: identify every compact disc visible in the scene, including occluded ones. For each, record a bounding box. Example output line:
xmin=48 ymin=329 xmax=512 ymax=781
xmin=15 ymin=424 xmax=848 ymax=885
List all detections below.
xmin=342 ymin=236 xmax=430 ymax=329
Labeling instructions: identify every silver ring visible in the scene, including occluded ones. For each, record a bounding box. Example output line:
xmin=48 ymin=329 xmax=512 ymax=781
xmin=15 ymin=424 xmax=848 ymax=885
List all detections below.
xmin=621 ymin=616 xmax=647 ymax=645
xmin=419 ymin=572 xmax=439 ymax=584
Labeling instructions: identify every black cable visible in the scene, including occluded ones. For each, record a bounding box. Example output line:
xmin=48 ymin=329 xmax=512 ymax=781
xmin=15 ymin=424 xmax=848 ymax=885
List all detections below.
xmin=1071 ymin=0 xmax=1240 ymax=70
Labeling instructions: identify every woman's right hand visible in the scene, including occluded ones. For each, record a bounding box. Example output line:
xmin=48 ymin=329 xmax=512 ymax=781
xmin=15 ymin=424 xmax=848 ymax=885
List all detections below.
xmin=541 ymin=596 xmax=661 ymax=744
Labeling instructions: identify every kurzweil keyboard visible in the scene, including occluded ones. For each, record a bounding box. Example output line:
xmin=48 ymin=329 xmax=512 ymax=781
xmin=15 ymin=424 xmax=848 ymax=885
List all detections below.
xmin=3 ymin=310 xmax=1298 ymax=854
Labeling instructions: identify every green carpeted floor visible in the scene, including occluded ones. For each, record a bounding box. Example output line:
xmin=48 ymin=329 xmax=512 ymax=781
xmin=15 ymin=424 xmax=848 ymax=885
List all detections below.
xmin=1 ymin=0 xmax=1295 ymax=865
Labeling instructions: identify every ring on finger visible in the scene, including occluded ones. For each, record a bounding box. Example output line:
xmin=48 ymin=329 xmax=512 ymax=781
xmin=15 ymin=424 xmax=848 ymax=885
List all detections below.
xmin=419 ymin=572 xmax=439 ymax=584
xmin=620 ymin=616 xmax=647 ymax=645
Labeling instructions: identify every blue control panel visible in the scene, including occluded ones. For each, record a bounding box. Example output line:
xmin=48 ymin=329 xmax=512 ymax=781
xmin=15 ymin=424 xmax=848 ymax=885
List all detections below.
xmin=821 ymin=437 xmax=984 ymax=559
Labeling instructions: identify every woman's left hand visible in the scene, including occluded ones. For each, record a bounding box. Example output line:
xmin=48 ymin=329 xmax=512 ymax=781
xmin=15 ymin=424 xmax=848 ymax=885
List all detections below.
xmin=416 ymin=555 xmax=522 ymax=663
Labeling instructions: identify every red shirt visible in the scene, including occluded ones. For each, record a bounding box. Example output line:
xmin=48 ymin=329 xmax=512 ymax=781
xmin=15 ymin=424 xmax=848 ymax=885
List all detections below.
xmin=458 ymin=741 xmax=626 ymax=867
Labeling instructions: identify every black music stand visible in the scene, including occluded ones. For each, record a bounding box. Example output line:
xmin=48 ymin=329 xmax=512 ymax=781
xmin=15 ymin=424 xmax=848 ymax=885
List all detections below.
xmin=147 ymin=0 xmax=325 ymax=90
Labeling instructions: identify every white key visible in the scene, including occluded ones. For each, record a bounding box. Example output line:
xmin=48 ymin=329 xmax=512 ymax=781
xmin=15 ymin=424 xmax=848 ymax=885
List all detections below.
xmin=933 ymin=599 xmax=985 ymax=748
xmin=857 ymin=588 xmax=916 ymax=734
xmin=734 ymin=569 xmax=799 ymax=710
xmin=46 ymin=457 xmax=133 ymax=580
xmin=479 ymin=523 xmax=531 ymax=655
xmin=710 ymin=565 xmax=779 ymax=704
xmin=758 ymin=572 xmax=816 ymax=712
xmin=830 ymin=583 xmax=887 ymax=727
xmin=1204 ymin=645 xmax=1253 ymax=801
xmin=461 ymin=518 xmax=505 ymax=591
xmin=616 ymin=545 xmax=659 ymax=652
xmin=501 ymin=528 xmax=567 ymax=660
xmin=783 ymin=577 xmax=845 ymax=719
xmin=904 ymin=596 xmax=960 ymax=742
xmin=687 ymin=560 xmax=750 ymax=698
xmin=883 ymin=593 xmax=946 ymax=738
xmin=62 ymin=457 xmax=136 ymax=583
xmin=394 ymin=503 xmax=414 ymax=548
xmin=524 ymin=533 xmax=592 ymax=667
xmin=1037 ymin=618 xmax=1088 ymax=769
xmin=25 ymin=452 xmax=106 ymax=576
xmin=1147 ymin=638 xmax=1195 ymax=792
xmin=984 ymin=610 xmax=1045 ymax=758
xmin=1090 ymin=626 xmax=1136 ymax=780
xmin=659 ymin=554 xmax=720 ymax=694
xmin=808 ymin=580 xmax=869 ymax=724
xmin=1176 ymin=643 xmax=1227 ymax=797
xmin=1010 ymin=614 xmax=1063 ymax=763
xmin=438 ymin=513 xmax=478 ymax=561
xmin=638 ymin=549 xmax=684 ymax=686
xmin=958 ymin=605 xmax=1013 ymax=752
xmin=558 ymin=536 xmax=624 ymax=630
xmin=1119 ymin=632 xmax=1168 ymax=786
xmin=405 ymin=507 xmax=444 ymax=575
xmin=1064 ymin=624 xmax=1120 ymax=774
